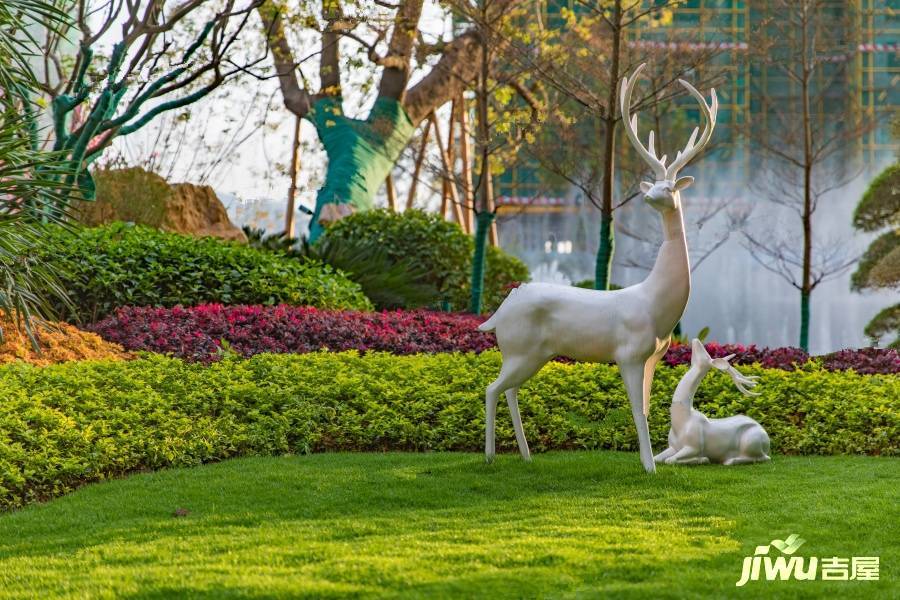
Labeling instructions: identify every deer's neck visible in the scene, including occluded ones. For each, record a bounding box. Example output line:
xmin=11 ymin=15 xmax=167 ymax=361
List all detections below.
xmin=642 ymin=202 xmax=690 ymax=337
xmin=671 ymin=365 xmax=708 ymax=431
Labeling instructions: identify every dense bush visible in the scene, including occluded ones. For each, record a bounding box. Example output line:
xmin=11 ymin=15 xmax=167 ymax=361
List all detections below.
xmin=90 ymin=304 xmax=492 ymax=362
xmin=0 ymin=351 xmax=896 ymax=509
xmin=244 ymin=226 xmax=441 ymax=310
xmin=91 ymin=304 xmax=900 ymax=374
xmin=37 ymin=223 xmax=371 ymax=322
xmin=321 ymin=209 xmax=529 ymax=312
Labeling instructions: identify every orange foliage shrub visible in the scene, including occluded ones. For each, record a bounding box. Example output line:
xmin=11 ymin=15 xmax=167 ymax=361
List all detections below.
xmin=0 ymin=315 xmax=130 ymax=366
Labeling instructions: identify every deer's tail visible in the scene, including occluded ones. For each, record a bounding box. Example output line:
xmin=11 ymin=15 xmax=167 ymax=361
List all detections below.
xmin=477 ymin=285 xmax=523 ymax=332
xmin=478 ymin=313 xmax=498 ymax=332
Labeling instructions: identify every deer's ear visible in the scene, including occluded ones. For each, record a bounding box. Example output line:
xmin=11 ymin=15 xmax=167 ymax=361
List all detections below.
xmin=674 ymin=176 xmax=694 ymax=191
xmin=640 ymin=181 xmax=653 ymax=193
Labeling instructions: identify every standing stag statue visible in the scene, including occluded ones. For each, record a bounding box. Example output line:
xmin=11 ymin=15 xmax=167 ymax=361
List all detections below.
xmin=654 ymin=339 xmax=770 ymax=466
xmin=478 ymin=63 xmax=718 ymax=473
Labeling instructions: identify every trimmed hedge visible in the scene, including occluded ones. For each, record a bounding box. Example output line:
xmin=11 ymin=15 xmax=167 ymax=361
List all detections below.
xmin=0 ymin=351 xmax=896 ymax=509
xmin=90 ymin=304 xmax=900 ymax=374
xmin=36 ymin=223 xmax=371 ymax=322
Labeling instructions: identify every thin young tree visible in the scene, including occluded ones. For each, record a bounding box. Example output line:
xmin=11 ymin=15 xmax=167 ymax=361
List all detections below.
xmin=445 ymin=0 xmax=549 ymax=313
xmin=741 ymin=0 xmax=872 ymax=351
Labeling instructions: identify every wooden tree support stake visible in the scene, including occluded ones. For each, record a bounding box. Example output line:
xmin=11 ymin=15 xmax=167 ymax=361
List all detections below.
xmin=458 ymin=97 xmax=476 ymax=236
xmin=285 ymin=116 xmax=302 ymax=238
xmin=429 ymin=112 xmax=467 ymax=229
xmin=406 ymin=120 xmax=431 ymax=211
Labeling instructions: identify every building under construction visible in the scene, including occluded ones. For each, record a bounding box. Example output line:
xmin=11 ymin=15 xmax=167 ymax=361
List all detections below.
xmin=495 ymin=0 xmax=898 ymax=297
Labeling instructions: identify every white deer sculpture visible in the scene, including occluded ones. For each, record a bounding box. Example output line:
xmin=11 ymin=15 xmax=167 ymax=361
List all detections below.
xmin=654 ymin=339 xmax=770 ymax=466
xmin=478 ymin=63 xmax=717 ymax=473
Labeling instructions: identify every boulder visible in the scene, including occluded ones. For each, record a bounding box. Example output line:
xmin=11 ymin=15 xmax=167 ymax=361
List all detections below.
xmin=163 ymin=183 xmax=246 ymax=242
xmin=79 ymin=167 xmax=246 ymax=243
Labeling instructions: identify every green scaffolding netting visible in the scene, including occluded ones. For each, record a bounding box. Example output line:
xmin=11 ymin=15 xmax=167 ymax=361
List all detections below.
xmin=307 ymin=96 xmax=414 ymax=240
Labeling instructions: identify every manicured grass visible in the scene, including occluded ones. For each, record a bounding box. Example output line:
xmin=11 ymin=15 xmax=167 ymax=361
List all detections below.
xmin=0 ymin=452 xmax=896 ymax=599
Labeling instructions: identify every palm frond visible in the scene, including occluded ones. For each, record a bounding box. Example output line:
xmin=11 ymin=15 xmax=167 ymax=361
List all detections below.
xmin=0 ymin=0 xmax=74 ymax=345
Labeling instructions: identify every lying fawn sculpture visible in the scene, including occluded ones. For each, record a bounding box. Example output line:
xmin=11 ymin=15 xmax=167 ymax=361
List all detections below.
xmin=479 ymin=64 xmax=717 ymax=473
xmin=654 ymin=339 xmax=770 ymax=466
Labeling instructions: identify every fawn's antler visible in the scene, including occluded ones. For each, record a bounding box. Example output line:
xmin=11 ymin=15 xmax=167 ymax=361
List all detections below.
xmin=711 ymin=355 xmax=761 ymax=397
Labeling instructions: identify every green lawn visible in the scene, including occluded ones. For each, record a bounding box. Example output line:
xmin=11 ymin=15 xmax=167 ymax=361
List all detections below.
xmin=0 ymin=452 xmax=896 ymax=599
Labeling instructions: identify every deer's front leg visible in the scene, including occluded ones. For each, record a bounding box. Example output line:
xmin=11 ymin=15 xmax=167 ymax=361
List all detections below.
xmin=654 ymin=446 xmax=677 ymax=463
xmin=665 ymin=445 xmax=708 ymax=465
xmin=620 ymin=362 xmax=656 ymax=473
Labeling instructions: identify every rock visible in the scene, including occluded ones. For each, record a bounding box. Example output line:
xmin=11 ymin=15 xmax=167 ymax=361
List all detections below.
xmin=164 ymin=183 xmax=247 ymax=242
xmin=79 ymin=167 xmax=246 ymax=243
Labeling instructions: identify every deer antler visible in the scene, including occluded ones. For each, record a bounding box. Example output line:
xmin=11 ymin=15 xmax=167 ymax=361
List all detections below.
xmin=620 ymin=64 xmax=719 ymax=182
xmin=711 ymin=355 xmax=760 ymax=397
xmin=664 ymin=79 xmax=718 ymax=180
xmin=619 ymin=63 xmax=667 ymax=180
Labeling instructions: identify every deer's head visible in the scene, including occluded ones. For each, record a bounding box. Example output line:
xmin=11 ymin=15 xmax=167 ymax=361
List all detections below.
xmin=620 ymin=64 xmax=718 ymax=214
xmin=689 ymin=338 xmax=760 ymax=396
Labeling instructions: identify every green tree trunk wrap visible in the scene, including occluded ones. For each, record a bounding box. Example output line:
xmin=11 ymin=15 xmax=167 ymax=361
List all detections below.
xmin=594 ymin=211 xmax=614 ymax=290
xmin=307 ymin=97 xmax=415 ymax=241
xmin=800 ymin=290 xmax=810 ymax=352
xmin=469 ymin=211 xmax=495 ymax=314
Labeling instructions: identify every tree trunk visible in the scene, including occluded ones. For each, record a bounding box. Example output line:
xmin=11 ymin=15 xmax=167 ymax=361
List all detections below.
xmin=469 ymin=211 xmax=495 ymax=314
xmin=799 ymin=4 xmax=814 ymax=352
xmin=799 ymin=290 xmax=810 ymax=351
xmin=285 ymin=116 xmax=301 ymax=237
xmin=595 ymin=1 xmax=621 ymax=291
xmin=470 ymin=21 xmax=492 ymax=314
xmin=307 ymin=97 xmax=414 ymax=240
xmin=595 ymin=208 xmax=615 ymax=290
xmin=258 ymin=3 xmax=485 ymax=241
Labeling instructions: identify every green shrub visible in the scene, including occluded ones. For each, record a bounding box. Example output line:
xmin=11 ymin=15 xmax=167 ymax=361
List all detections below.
xmin=36 ymin=223 xmax=371 ymax=322
xmin=322 ymin=209 xmax=529 ymax=312
xmin=0 ymin=351 xmax=895 ymax=509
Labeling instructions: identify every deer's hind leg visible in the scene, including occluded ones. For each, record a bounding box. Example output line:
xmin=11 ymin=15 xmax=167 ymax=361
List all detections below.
xmin=642 ymin=338 xmax=670 ymax=416
xmin=505 ymin=388 xmax=530 ymax=461
xmin=485 ymin=355 xmax=547 ymax=463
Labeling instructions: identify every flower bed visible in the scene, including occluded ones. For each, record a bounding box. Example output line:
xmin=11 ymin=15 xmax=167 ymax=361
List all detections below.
xmin=89 ymin=304 xmax=493 ymax=362
xmin=90 ymin=304 xmax=900 ymax=374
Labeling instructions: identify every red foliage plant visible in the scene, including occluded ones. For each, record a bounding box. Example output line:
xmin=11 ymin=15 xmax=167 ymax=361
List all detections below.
xmin=89 ymin=305 xmax=900 ymax=374
xmin=89 ymin=304 xmax=494 ymax=363
xmin=662 ymin=342 xmax=811 ymax=371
